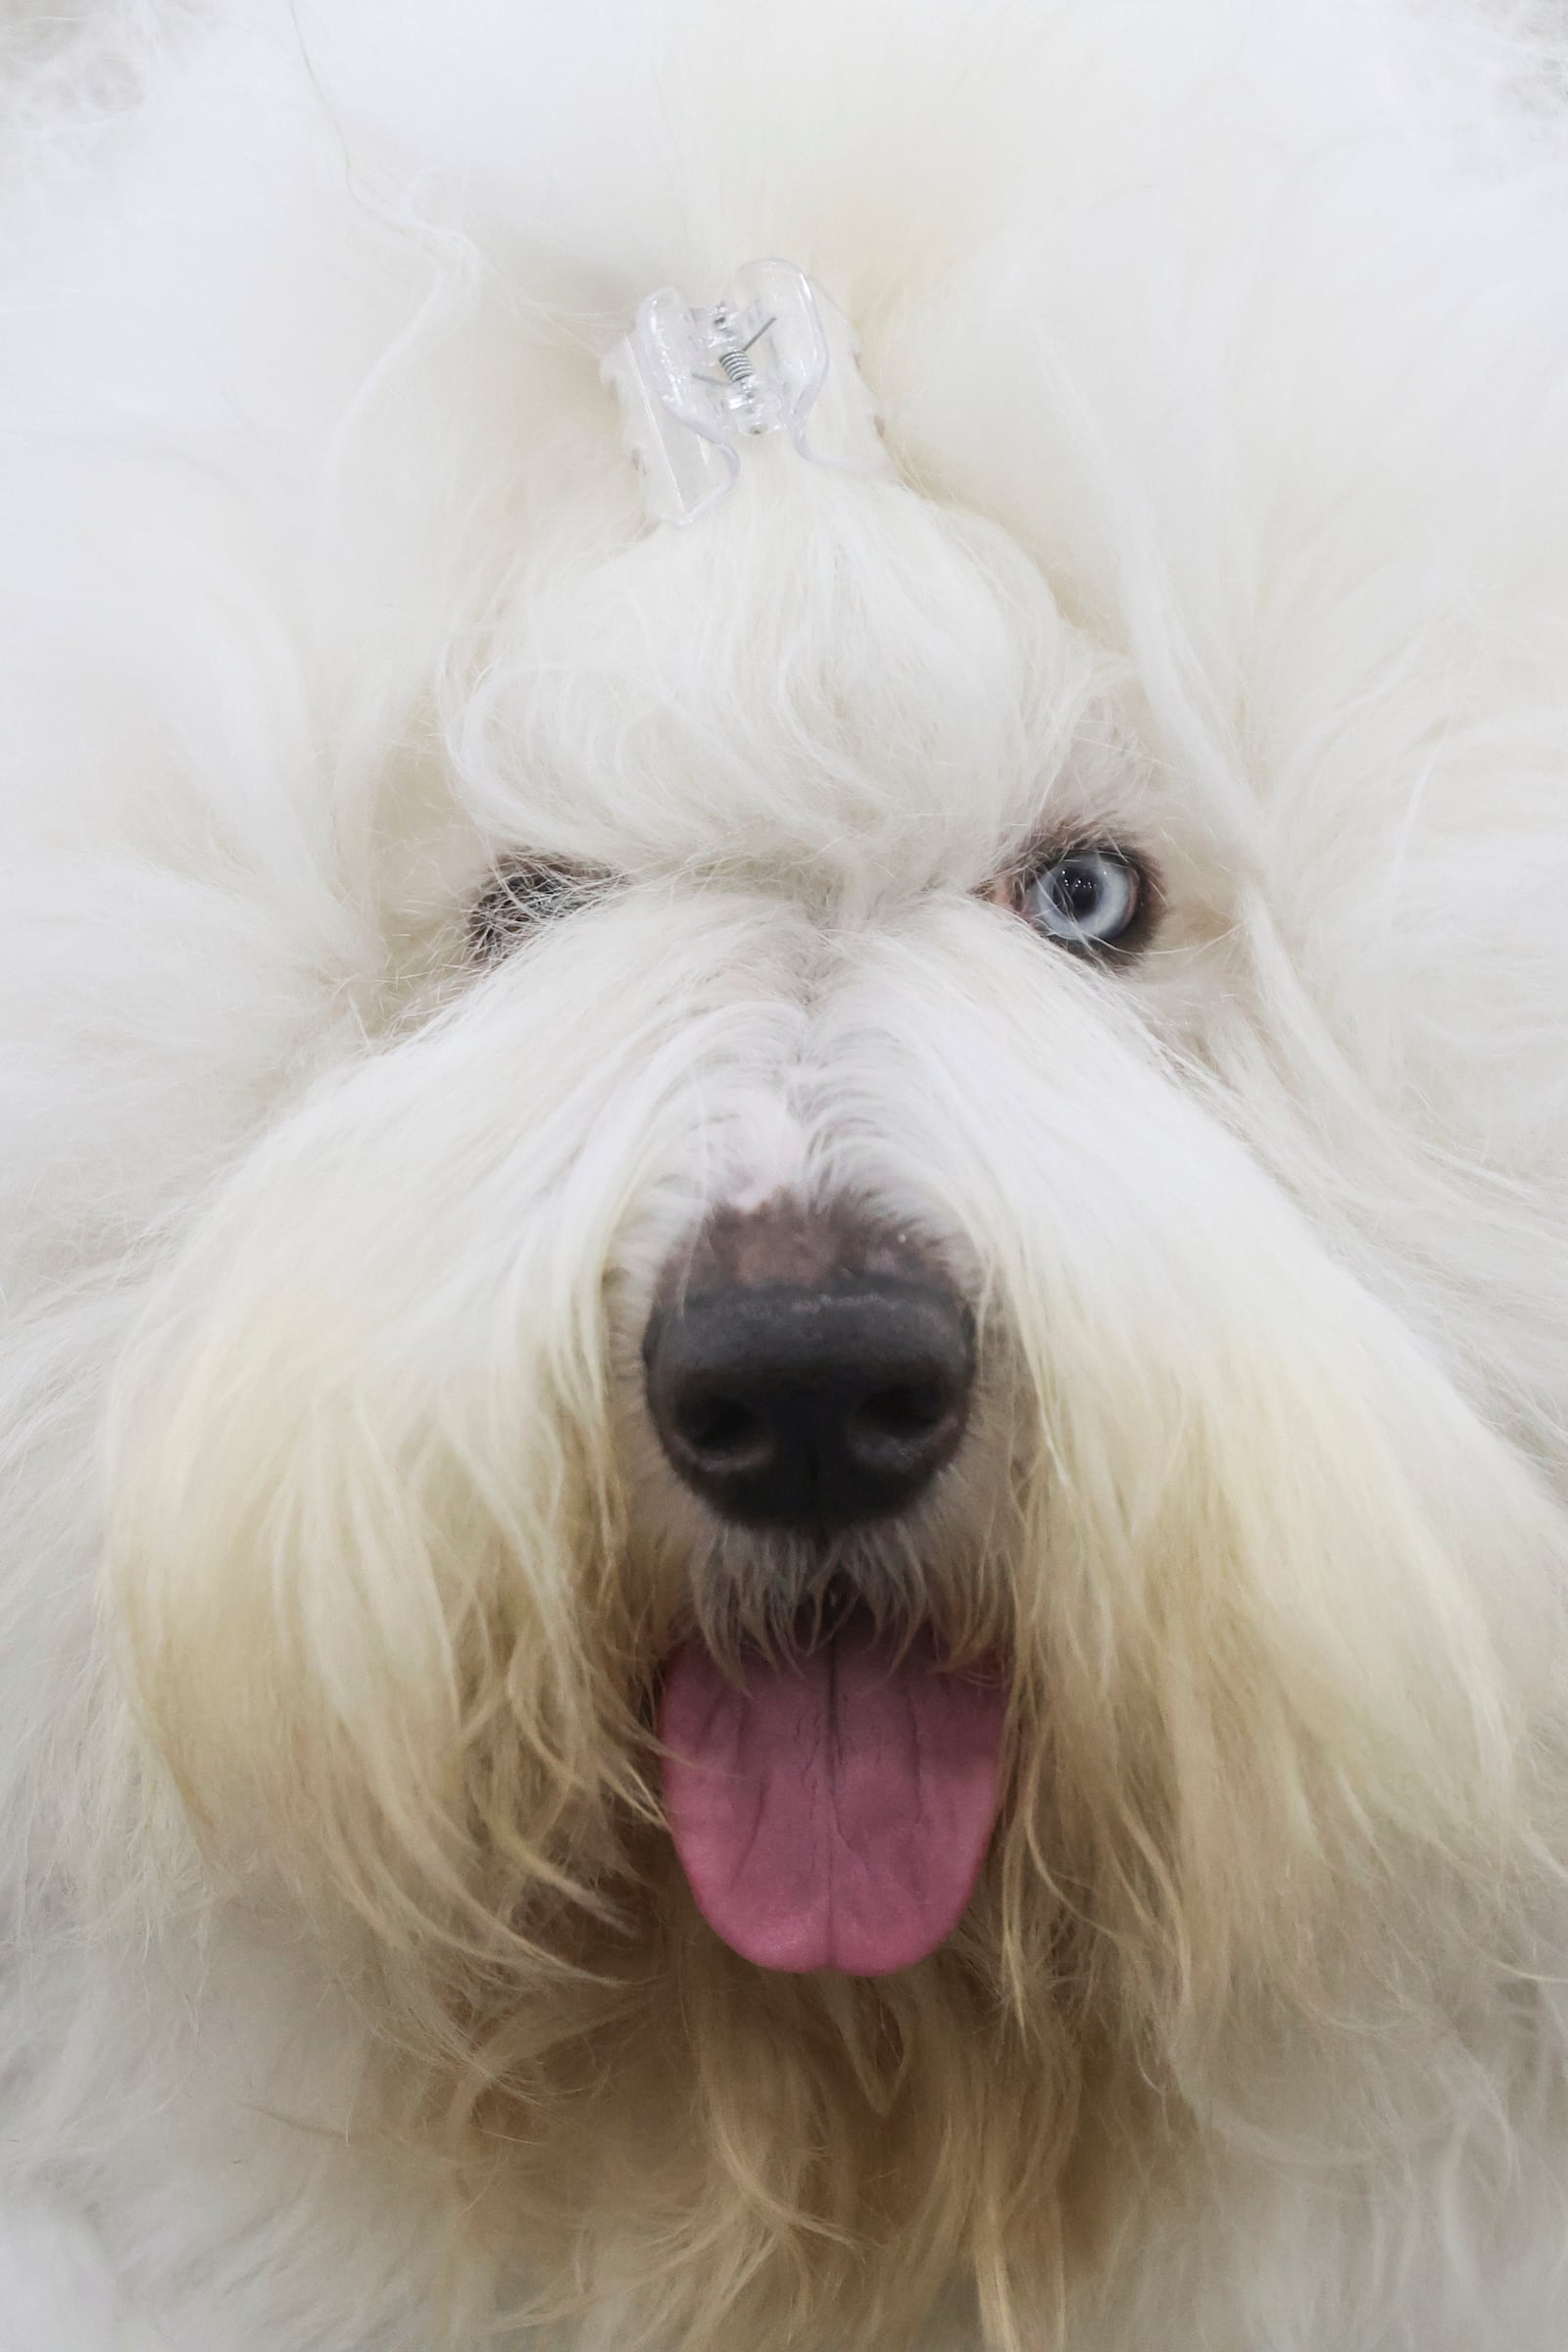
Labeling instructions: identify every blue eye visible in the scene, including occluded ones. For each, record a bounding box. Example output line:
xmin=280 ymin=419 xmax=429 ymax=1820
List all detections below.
xmin=1018 ymin=848 xmax=1145 ymax=951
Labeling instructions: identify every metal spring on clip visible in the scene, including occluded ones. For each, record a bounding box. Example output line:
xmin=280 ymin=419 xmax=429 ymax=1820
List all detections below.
xmin=709 ymin=306 xmax=773 ymax=429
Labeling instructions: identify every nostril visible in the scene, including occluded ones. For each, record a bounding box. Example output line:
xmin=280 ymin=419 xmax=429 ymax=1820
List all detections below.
xmin=673 ymin=1392 xmax=774 ymax=1473
xmin=850 ymin=1382 xmax=951 ymax=1448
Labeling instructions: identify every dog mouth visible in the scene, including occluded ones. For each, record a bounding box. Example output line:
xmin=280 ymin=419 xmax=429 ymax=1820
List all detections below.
xmin=659 ymin=1592 xmax=1008 ymax=1976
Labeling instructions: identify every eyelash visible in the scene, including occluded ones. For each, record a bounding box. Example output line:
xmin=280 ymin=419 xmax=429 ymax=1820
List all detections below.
xmin=468 ymin=863 xmax=606 ymax=960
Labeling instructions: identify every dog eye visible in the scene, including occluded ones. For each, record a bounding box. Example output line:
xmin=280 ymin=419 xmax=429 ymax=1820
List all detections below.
xmin=469 ymin=862 xmax=606 ymax=961
xmin=1011 ymin=847 xmax=1147 ymax=953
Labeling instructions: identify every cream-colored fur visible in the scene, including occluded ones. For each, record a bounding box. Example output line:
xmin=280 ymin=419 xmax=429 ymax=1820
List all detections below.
xmin=6 ymin=1 xmax=1568 ymax=2346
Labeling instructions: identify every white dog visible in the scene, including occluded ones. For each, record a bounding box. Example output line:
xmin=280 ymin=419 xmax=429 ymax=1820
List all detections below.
xmin=6 ymin=0 xmax=1568 ymax=2346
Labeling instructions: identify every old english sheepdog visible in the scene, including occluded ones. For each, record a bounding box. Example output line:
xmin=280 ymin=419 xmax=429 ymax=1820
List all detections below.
xmin=6 ymin=0 xmax=1568 ymax=2345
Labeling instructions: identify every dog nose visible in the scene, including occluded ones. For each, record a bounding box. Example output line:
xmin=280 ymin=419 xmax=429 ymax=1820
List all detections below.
xmin=643 ymin=1204 xmax=974 ymax=1530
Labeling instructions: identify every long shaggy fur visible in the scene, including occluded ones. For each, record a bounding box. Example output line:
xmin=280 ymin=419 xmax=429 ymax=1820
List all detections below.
xmin=8 ymin=1 xmax=1568 ymax=2346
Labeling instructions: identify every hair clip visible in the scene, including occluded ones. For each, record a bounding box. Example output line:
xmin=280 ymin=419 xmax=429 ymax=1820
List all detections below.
xmin=603 ymin=258 xmax=891 ymax=526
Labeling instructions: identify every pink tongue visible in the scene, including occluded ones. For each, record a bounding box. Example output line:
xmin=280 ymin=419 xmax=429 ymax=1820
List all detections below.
xmin=660 ymin=1623 xmax=1006 ymax=1976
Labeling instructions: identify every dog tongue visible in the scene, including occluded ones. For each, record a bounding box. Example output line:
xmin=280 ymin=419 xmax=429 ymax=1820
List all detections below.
xmin=661 ymin=1622 xmax=1005 ymax=1976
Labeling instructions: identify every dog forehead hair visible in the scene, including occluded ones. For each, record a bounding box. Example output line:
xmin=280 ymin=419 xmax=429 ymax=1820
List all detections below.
xmin=448 ymin=460 xmax=1110 ymax=900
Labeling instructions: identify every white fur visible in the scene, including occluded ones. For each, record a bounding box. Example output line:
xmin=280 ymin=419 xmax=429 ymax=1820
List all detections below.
xmin=7 ymin=0 xmax=1568 ymax=2345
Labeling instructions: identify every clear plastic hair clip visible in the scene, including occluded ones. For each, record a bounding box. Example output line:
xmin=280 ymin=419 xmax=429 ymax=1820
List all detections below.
xmin=603 ymin=258 xmax=891 ymax=526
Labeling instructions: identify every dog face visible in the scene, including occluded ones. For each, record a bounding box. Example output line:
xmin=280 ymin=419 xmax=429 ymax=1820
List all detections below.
xmin=23 ymin=5 xmax=1562 ymax=2345
xmin=98 ymin=434 xmax=1566 ymax=2342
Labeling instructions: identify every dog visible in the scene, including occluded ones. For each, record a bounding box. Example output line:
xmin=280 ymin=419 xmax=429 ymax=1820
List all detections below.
xmin=6 ymin=0 xmax=1568 ymax=2344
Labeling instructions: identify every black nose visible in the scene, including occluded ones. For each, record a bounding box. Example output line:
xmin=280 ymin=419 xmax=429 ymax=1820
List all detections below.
xmin=643 ymin=1208 xmax=974 ymax=1531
